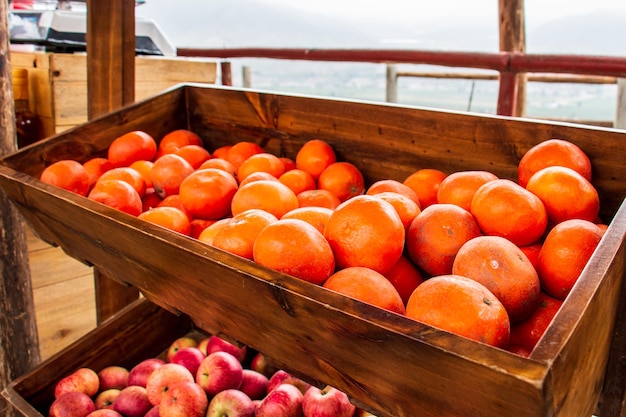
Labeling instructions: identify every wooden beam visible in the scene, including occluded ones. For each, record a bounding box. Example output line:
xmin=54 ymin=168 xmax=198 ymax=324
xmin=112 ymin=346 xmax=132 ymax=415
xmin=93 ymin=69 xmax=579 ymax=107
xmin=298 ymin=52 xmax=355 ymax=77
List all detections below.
xmin=0 ymin=2 xmax=41 ymax=415
xmin=498 ymin=0 xmax=526 ymax=116
xmin=86 ymin=0 xmax=140 ymax=323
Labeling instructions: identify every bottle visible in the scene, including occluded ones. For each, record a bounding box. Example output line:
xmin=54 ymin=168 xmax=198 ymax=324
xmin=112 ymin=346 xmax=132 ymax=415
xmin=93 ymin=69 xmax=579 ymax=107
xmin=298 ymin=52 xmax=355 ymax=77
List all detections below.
xmin=12 ymin=68 xmax=44 ymax=148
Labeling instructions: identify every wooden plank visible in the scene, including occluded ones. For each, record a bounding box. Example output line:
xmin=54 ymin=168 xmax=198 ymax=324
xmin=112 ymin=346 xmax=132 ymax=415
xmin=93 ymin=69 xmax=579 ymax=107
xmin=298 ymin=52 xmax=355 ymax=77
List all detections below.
xmin=33 ymin=274 xmax=96 ymax=361
xmin=0 ymin=3 xmax=40 ymax=416
xmin=498 ymin=0 xmax=526 ymax=116
xmin=28 ymin=244 xmax=93 ymax=289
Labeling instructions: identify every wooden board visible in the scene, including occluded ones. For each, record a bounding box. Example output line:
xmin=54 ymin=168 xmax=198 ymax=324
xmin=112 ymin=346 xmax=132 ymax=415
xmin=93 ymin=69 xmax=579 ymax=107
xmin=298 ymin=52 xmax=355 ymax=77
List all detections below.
xmin=9 ymin=52 xmax=217 ymax=136
xmin=0 ymin=85 xmax=625 ymax=417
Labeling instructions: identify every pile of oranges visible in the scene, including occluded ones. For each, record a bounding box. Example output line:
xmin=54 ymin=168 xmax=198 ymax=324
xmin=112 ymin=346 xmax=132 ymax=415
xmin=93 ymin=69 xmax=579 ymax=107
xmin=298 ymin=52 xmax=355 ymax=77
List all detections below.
xmin=40 ymin=129 xmax=607 ymax=356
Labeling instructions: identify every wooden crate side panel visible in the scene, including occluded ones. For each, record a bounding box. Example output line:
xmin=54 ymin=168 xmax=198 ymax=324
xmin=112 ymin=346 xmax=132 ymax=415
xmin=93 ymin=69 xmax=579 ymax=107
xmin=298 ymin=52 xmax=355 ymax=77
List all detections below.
xmin=1 ymin=87 xmax=188 ymax=177
xmin=533 ymin=203 xmax=626 ymax=416
xmin=186 ymin=87 xmax=626 ymax=220
xmin=0 ymin=168 xmax=550 ymax=417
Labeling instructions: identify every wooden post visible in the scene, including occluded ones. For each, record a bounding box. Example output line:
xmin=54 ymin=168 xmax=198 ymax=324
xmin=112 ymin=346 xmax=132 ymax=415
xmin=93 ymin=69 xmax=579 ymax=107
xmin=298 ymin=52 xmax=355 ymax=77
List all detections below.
xmin=0 ymin=2 xmax=41 ymax=415
xmin=498 ymin=0 xmax=526 ymax=116
xmin=221 ymin=61 xmax=233 ymax=86
xmin=386 ymin=64 xmax=398 ymax=103
xmin=86 ymin=0 xmax=140 ymax=323
xmin=242 ymin=65 xmax=252 ymax=88
xmin=616 ymin=78 xmax=625 ymax=129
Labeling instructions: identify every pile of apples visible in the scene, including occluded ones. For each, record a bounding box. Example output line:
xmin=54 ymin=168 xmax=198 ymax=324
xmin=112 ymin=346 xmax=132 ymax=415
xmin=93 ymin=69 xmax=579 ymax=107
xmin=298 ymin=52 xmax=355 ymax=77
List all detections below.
xmin=48 ymin=334 xmax=369 ymax=417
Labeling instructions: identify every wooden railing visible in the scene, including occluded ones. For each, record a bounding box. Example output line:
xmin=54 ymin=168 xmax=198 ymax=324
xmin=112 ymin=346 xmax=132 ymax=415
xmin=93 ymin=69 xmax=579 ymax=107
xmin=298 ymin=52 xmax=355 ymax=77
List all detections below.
xmin=176 ymin=47 xmax=626 ymax=127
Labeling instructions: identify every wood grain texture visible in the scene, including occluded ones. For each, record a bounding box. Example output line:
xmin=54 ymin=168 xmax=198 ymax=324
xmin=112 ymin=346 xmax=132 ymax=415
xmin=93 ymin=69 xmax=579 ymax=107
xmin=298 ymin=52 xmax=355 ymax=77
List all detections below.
xmin=0 ymin=85 xmax=625 ymax=417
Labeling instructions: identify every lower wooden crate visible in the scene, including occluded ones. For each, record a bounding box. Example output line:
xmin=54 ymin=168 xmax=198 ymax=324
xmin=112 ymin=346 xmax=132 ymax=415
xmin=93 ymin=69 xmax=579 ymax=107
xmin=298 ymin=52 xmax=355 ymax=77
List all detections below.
xmin=0 ymin=84 xmax=625 ymax=417
xmin=1 ymin=298 xmax=193 ymax=417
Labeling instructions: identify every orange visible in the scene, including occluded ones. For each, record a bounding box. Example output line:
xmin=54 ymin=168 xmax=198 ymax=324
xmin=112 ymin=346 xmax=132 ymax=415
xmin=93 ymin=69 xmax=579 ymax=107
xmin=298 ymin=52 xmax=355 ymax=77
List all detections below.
xmin=406 ymin=203 xmax=481 ymax=277
xmin=138 ymin=206 xmax=191 ymax=236
xmin=470 ymin=179 xmax=548 ymax=247
xmin=279 ymin=157 xmax=296 ymax=172
xmin=452 ymin=235 xmax=541 ymax=324
xmin=296 ymin=189 xmax=341 ymax=209
xmin=157 ymin=194 xmax=192 ymax=221
xmin=508 ymin=291 xmax=563 ymax=355
xmin=198 ymin=158 xmax=237 ymax=177
xmin=174 ymin=145 xmax=212 ymax=169
xmin=189 ymin=218 xmax=218 ymax=240
xmin=40 ymin=159 xmax=91 ymax=197
xmin=231 ymin=180 xmax=299 ymax=219
xmin=96 ymin=167 xmax=147 ymax=198
xmin=324 ymin=195 xmax=405 ymax=274
xmin=142 ymin=188 xmax=162 ymax=212
xmin=211 ymin=145 xmax=232 ymax=160
xmin=211 ymin=209 xmax=278 ymax=260
xmin=253 ymin=218 xmax=335 ymax=285
xmin=317 ymin=161 xmax=365 ymax=202
xmin=237 ymin=152 xmax=285 ymax=183
xmin=322 ymin=266 xmax=406 ymax=315
xmin=129 ymin=160 xmax=154 ymax=189
xmin=295 ymin=139 xmax=337 ymax=180
xmin=87 ymin=179 xmax=143 ymax=216
xmin=537 ymin=219 xmax=604 ymax=300
xmin=405 ymin=274 xmax=510 ymax=348
xmin=436 ymin=170 xmax=498 ymax=211
xmin=179 ymin=168 xmax=239 ymax=220
xmin=402 ymin=168 xmax=447 ymax=209
xmin=278 ymin=169 xmax=317 ymax=195
xmin=108 ymin=130 xmax=157 ymax=167
xmin=197 ymin=218 xmax=233 ymax=245
xmin=158 ymin=129 xmax=203 ymax=156
xmin=382 ymin=255 xmax=424 ymax=306
xmin=525 ymin=166 xmax=600 ymax=224
xmin=150 ymin=154 xmax=195 ymax=198
xmin=519 ymin=242 xmax=542 ymax=271
xmin=517 ymin=138 xmax=592 ymax=188
xmin=366 ymin=179 xmax=420 ymax=206
xmin=238 ymin=172 xmax=280 ymax=187
xmin=281 ymin=206 xmax=333 ymax=235
xmin=83 ymin=157 xmax=113 ymax=188
xmin=225 ymin=141 xmax=265 ymax=170
xmin=370 ymin=191 xmax=421 ymax=231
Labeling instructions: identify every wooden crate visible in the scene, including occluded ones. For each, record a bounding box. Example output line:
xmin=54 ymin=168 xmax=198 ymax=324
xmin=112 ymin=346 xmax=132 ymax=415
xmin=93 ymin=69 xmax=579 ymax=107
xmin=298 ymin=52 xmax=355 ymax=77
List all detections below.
xmin=9 ymin=51 xmax=217 ymax=136
xmin=2 ymin=298 xmax=193 ymax=417
xmin=0 ymin=84 xmax=625 ymax=417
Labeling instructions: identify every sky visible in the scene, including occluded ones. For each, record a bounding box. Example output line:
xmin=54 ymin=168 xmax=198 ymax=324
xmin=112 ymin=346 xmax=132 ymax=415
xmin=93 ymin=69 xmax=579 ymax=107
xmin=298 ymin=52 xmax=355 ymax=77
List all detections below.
xmin=250 ymin=0 xmax=625 ymax=24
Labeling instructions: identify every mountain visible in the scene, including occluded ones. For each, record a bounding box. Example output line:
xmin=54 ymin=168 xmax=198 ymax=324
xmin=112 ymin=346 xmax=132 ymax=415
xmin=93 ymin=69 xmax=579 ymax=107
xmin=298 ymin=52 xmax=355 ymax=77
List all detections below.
xmin=137 ymin=0 xmax=626 ymax=56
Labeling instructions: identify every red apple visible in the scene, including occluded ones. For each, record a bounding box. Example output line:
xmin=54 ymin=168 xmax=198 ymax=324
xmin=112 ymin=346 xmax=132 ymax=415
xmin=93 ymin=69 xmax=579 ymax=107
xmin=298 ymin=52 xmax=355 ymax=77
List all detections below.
xmin=166 ymin=337 xmax=198 ymax=362
xmin=159 ymin=381 xmax=208 ymax=417
xmin=197 ymin=337 xmax=210 ymax=356
xmin=206 ymin=389 xmax=255 ymax=417
xmin=145 ymin=405 xmax=161 ymax=417
xmin=94 ymin=389 xmax=121 ymax=409
xmin=239 ymin=369 xmax=269 ymax=400
xmin=249 ymin=352 xmax=278 ymax=378
xmin=195 ymin=351 xmax=243 ymax=397
xmin=128 ymin=358 xmax=165 ymax=388
xmin=86 ymin=410 xmax=123 ymax=417
xmin=267 ymin=370 xmax=311 ymax=395
xmin=205 ymin=335 xmax=247 ymax=363
xmin=146 ymin=363 xmax=194 ymax=405
xmin=113 ymin=386 xmax=153 ymax=417
xmin=98 ymin=366 xmax=129 ymax=391
xmin=302 ymin=385 xmax=355 ymax=417
xmin=49 ymin=392 xmax=96 ymax=417
xmin=55 ymin=368 xmax=100 ymax=398
xmin=170 ymin=346 xmax=205 ymax=375
xmin=255 ymin=383 xmax=304 ymax=417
